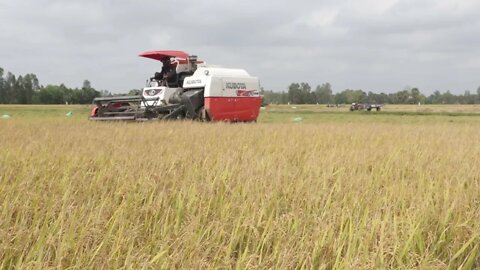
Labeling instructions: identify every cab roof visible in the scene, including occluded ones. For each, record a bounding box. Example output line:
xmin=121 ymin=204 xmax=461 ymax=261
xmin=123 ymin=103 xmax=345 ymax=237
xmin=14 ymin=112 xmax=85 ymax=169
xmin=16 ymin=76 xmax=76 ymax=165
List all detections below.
xmin=139 ymin=50 xmax=189 ymax=61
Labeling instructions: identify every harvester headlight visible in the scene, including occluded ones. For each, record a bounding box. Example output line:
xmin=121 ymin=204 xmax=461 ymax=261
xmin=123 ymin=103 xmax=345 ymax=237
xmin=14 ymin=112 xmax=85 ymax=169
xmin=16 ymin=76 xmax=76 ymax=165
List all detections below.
xmin=204 ymin=70 xmax=210 ymax=76
xmin=146 ymin=89 xmax=161 ymax=96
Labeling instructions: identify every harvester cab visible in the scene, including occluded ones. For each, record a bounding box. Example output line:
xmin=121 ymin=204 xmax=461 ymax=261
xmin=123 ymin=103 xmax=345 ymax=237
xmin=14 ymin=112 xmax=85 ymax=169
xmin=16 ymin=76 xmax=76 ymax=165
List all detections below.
xmin=141 ymin=52 xmax=201 ymax=107
xmin=89 ymin=50 xmax=262 ymax=122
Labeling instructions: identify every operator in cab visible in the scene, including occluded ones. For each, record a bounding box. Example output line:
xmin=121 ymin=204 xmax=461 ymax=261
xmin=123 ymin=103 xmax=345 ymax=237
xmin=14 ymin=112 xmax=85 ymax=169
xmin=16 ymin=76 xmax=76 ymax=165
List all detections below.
xmin=152 ymin=57 xmax=177 ymax=86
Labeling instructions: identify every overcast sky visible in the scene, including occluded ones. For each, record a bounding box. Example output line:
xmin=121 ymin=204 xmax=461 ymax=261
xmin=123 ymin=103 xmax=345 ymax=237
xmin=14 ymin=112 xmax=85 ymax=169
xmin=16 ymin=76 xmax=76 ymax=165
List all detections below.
xmin=1 ymin=0 xmax=479 ymax=94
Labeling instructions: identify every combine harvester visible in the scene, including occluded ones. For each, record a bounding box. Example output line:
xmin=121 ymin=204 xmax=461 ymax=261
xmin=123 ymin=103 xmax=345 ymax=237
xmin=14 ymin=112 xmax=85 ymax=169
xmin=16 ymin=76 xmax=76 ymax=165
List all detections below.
xmin=90 ymin=50 xmax=262 ymax=122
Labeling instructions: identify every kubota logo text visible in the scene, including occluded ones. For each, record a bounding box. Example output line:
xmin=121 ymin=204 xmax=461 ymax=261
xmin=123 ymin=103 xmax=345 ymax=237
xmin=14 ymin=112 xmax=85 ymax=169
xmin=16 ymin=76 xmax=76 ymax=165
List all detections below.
xmin=225 ymin=82 xmax=247 ymax=89
xmin=186 ymin=79 xmax=202 ymax=84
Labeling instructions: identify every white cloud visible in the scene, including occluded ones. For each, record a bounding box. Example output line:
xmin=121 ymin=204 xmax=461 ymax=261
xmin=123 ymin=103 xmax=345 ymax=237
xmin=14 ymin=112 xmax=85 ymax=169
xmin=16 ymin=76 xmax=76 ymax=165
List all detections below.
xmin=0 ymin=0 xmax=479 ymax=94
xmin=347 ymin=0 xmax=399 ymax=15
xmin=297 ymin=8 xmax=339 ymax=27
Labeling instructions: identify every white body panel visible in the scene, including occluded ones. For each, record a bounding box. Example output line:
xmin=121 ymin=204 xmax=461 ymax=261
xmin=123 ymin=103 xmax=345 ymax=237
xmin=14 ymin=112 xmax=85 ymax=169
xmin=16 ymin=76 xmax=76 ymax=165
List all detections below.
xmin=182 ymin=67 xmax=261 ymax=98
xmin=142 ymin=85 xmax=181 ymax=106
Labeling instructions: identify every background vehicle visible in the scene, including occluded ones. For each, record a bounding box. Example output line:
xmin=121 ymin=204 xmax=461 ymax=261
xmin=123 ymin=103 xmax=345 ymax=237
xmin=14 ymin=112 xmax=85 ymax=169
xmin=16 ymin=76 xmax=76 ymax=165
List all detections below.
xmin=350 ymin=103 xmax=383 ymax=111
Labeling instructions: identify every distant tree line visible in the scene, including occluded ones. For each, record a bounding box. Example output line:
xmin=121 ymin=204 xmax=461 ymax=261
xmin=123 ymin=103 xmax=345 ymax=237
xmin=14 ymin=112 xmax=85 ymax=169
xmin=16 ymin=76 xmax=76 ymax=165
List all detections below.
xmin=0 ymin=68 xmax=103 ymax=104
xmin=2 ymin=67 xmax=480 ymax=105
xmin=262 ymin=83 xmax=480 ymax=105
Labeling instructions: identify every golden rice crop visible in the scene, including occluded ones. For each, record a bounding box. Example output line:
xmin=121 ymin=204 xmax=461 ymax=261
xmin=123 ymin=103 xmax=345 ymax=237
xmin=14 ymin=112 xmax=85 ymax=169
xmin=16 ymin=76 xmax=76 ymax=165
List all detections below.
xmin=1 ymin=118 xmax=479 ymax=269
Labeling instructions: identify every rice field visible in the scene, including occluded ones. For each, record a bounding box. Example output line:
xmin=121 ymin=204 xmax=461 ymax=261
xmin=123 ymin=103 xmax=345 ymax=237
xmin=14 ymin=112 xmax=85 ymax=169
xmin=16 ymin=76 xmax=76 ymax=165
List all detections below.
xmin=0 ymin=105 xmax=479 ymax=269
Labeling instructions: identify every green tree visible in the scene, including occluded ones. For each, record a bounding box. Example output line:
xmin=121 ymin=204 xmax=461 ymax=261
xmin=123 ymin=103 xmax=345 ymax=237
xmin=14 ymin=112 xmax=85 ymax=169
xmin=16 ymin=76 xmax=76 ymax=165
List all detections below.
xmin=427 ymin=91 xmax=441 ymax=104
xmin=366 ymin=91 xmax=389 ymax=104
xmin=15 ymin=75 xmax=27 ymax=103
xmin=462 ymin=90 xmax=475 ymax=104
xmin=66 ymin=80 xmax=101 ymax=104
xmin=300 ymin=83 xmax=312 ymax=104
xmin=441 ymin=90 xmax=455 ymax=104
xmin=314 ymin=83 xmax=333 ymax=104
xmin=392 ymin=90 xmax=410 ymax=104
xmin=16 ymin=74 xmax=39 ymax=104
xmin=288 ymin=83 xmax=315 ymax=104
xmin=80 ymin=83 xmax=100 ymax=103
xmin=82 ymin=80 xmax=92 ymax=90
xmin=410 ymin=88 xmax=425 ymax=104
xmin=100 ymin=90 xmax=113 ymax=97
xmin=5 ymin=72 xmax=16 ymax=104
xmin=476 ymin=86 xmax=480 ymax=104
xmin=39 ymin=85 xmax=66 ymax=104
xmin=259 ymin=89 xmax=286 ymax=104
xmin=0 ymin=68 xmax=5 ymax=103
xmin=288 ymin=83 xmax=301 ymax=104
xmin=334 ymin=89 xmax=367 ymax=104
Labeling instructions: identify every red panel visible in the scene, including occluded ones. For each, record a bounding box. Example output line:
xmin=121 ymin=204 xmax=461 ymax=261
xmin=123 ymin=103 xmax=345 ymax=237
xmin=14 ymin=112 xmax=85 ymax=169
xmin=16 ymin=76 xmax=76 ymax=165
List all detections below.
xmin=205 ymin=97 xmax=262 ymax=121
xmin=139 ymin=50 xmax=189 ymax=61
xmin=235 ymin=97 xmax=262 ymax=121
xmin=204 ymin=97 xmax=236 ymax=121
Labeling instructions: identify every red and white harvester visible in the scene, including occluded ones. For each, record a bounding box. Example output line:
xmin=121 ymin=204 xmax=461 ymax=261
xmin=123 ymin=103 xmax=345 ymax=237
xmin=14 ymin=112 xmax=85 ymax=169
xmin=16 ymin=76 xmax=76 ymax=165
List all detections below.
xmin=89 ymin=50 xmax=262 ymax=121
